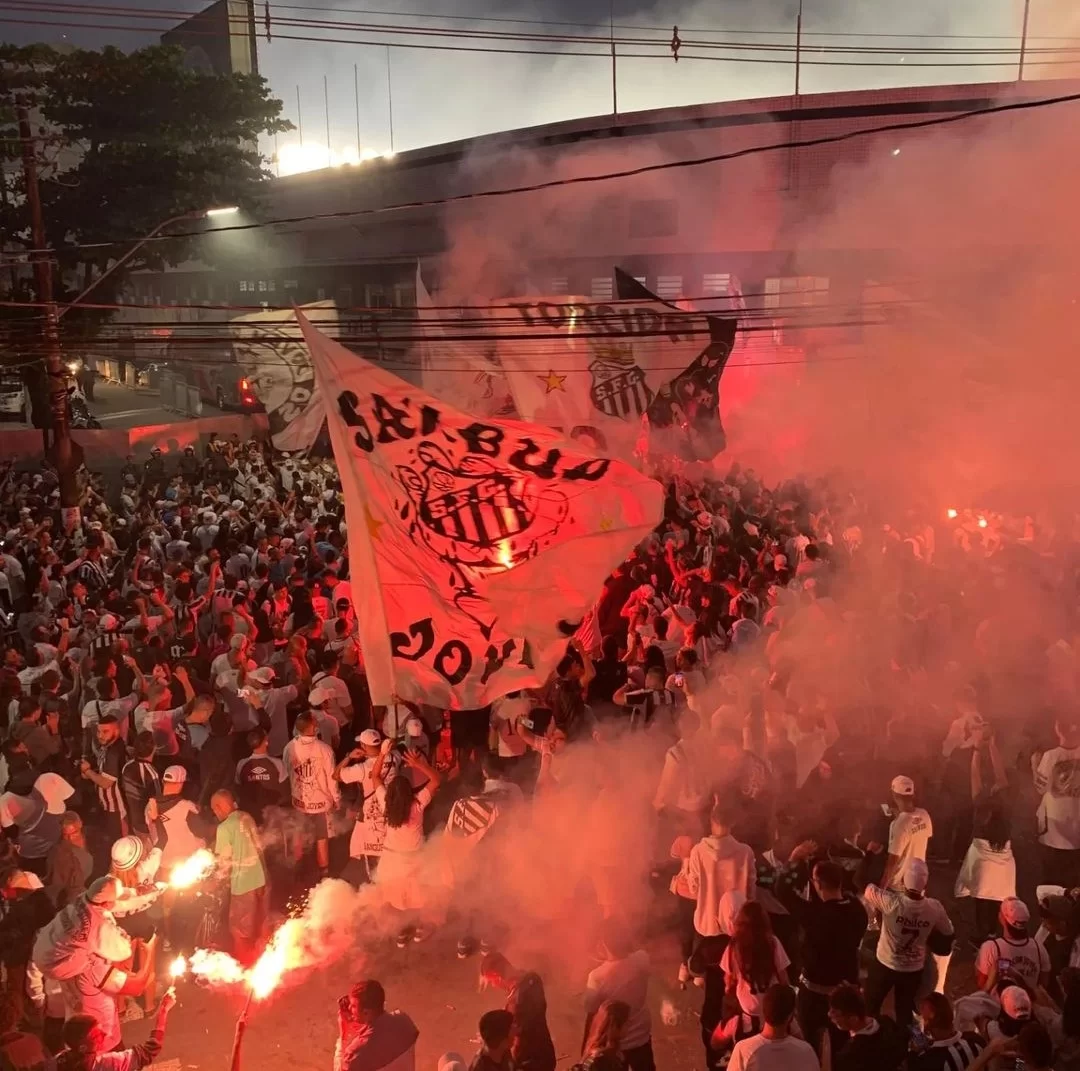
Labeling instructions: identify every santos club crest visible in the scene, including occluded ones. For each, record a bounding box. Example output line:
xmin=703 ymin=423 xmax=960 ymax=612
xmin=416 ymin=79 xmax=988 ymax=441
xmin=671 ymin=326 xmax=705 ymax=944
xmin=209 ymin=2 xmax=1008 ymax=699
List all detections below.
xmin=396 ymin=442 xmax=569 ymax=577
xmin=588 ymin=342 xmax=654 ymax=420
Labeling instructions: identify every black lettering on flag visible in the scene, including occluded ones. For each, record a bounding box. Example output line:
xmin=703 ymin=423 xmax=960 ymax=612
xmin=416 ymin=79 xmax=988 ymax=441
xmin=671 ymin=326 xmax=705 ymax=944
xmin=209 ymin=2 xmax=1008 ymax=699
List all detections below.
xmin=434 ymin=640 xmax=471 ymax=685
xmin=338 ymin=390 xmax=375 ymax=452
xmin=562 ymin=457 xmax=611 ymax=482
xmin=508 ymin=439 xmax=559 ymax=480
xmin=460 ymin=423 xmax=504 ymax=458
xmin=391 ymin=618 xmax=436 ymax=661
xmin=371 ymin=393 xmax=416 ymax=444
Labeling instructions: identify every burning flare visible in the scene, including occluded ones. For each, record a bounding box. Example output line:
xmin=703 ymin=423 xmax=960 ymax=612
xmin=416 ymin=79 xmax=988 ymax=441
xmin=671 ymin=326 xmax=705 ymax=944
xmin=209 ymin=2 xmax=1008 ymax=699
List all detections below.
xmin=169 ymin=956 xmax=187 ymax=980
xmin=169 ymin=848 xmax=215 ymax=889
xmin=946 ymin=508 xmax=958 ymax=519
xmin=189 ymin=949 xmax=247 ymax=986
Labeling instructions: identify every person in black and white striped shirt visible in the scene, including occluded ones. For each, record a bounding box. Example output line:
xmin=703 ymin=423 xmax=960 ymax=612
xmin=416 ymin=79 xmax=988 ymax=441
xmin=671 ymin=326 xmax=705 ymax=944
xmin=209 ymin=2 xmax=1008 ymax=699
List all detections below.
xmin=908 ymin=993 xmax=986 ymax=1071
xmin=78 ymin=715 xmax=128 ymax=842
xmin=76 ymin=542 xmax=110 ymax=595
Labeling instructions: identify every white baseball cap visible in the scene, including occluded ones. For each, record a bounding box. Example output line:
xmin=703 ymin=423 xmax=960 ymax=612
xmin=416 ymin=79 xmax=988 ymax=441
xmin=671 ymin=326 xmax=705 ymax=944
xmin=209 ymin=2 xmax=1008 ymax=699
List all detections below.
xmin=1000 ymin=986 xmax=1032 ymax=1020
xmin=890 ymin=775 xmax=915 ymax=797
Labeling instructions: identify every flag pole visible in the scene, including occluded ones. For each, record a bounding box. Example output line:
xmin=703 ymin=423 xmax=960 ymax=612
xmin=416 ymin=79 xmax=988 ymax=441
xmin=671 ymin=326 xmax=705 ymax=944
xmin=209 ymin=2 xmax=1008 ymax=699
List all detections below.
xmin=610 ymin=0 xmax=618 ymax=118
xmin=354 ymin=62 xmax=361 ymax=154
xmin=323 ymin=74 xmax=331 ymax=159
xmin=386 ymin=45 xmax=395 ymax=153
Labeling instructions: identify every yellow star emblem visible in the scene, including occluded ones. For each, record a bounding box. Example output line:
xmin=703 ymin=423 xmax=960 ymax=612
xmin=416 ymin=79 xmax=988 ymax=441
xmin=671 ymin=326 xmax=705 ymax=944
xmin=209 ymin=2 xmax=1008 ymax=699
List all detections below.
xmin=598 ymin=516 xmax=614 ymax=532
xmin=538 ymin=370 xmax=567 ymax=393
xmin=364 ymin=504 xmax=384 ymax=541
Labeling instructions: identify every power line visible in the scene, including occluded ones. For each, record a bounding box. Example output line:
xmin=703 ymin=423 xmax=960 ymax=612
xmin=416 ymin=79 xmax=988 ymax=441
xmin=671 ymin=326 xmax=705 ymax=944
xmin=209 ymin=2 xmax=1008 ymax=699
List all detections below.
xmin=9 ymin=1 xmax=1080 ymax=56
xmin=5 ymin=7 xmax=1080 ymax=65
xmin=4 ymin=89 xmax=1078 ymax=259
xmin=19 ymin=0 xmax=1080 ymax=43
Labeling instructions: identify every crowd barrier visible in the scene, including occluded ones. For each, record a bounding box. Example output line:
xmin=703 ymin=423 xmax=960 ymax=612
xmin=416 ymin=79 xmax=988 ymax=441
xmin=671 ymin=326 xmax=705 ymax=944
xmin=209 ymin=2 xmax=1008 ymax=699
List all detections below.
xmin=159 ymin=371 xmax=205 ymax=418
xmin=0 ymin=413 xmax=270 ymax=471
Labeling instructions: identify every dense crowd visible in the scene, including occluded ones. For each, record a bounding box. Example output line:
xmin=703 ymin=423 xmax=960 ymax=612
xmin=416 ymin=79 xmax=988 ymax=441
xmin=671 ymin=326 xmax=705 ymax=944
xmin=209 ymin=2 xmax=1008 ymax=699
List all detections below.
xmin=0 ymin=434 xmax=1077 ymax=1071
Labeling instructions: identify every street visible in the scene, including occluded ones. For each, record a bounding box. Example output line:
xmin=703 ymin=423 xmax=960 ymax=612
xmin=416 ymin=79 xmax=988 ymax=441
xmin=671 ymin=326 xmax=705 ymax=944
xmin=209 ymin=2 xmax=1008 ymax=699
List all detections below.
xmin=88 ymin=378 xmax=228 ymax=429
xmin=125 ymin=912 xmax=704 ymax=1071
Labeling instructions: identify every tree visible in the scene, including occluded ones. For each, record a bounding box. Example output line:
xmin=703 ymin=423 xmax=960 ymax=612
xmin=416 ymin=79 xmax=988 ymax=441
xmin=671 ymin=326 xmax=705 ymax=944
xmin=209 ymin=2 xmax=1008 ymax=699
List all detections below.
xmin=0 ymin=43 xmax=292 ymax=396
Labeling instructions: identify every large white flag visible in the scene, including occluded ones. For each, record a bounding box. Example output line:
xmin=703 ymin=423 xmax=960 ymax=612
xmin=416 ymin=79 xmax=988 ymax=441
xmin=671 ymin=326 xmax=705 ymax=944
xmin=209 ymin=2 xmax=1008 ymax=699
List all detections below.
xmin=297 ymin=309 xmax=664 ymax=709
xmin=495 ymin=269 xmax=737 ymax=462
xmin=416 ymin=266 xmax=515 ymax=418
xmin=233 ymin=301 xmax=334 ymax=452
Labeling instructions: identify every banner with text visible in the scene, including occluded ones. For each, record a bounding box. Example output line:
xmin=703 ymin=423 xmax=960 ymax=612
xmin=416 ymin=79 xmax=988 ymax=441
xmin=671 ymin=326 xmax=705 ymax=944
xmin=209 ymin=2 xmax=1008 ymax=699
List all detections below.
xmin=496 ymin=268 xmax=737 ymax=462
xmin=298 ymin=309 xmax=664 ymax=709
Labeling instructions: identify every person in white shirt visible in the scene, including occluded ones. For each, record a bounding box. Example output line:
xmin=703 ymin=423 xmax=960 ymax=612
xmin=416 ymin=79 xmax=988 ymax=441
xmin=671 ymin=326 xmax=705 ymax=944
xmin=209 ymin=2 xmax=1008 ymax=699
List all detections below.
xmin=653 ymin=711 xmax=710 ymax=830
xmin=686 ymin=803 xmax=756 ymax=941
xmin=584 ymin=921 xmax=654 ymax=1071
xmin=489 ymin=693 xmax=530 ymax=766
xmin=882 ymin=774 xmax=933 ymax=890
xmin=282 ymin=712 xmax=340 ymax=877
xmin=1034 ymin=718 xmax=1080 ymax=888
xmin=974 ymin=897 xmax=1051 ymax=993
xmin=728 ymin=983 xmax=819 ymax=1071
xmin=863 ymin=858 xmax=954 ymax=1030
xmin=310 ymin=653 xmax=354 ymax=729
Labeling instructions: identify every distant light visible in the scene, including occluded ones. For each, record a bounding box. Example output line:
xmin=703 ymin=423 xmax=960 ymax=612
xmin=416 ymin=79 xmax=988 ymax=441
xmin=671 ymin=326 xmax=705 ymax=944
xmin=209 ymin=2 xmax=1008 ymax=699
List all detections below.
xmin=891 ymin=148 xmax=901 ymax=157
xmin=277 ymin=142 xmax=334 ymax=176
xmin=275 ymin=142 xmax=394 ymax=176
xmin=382 ymin=150 xmax=396 ymax=161
xmin=946 ymin=508 xmax=957 ymax=519
xmin=978 ymin=516 xmax=988 ymax=529
xmin=205 ymin=205 xmax=239 ymax=217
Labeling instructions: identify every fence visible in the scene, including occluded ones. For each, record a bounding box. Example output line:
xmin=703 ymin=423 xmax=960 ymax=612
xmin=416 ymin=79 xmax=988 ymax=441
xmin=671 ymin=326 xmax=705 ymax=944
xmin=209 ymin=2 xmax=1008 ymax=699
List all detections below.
xmin=159 ymin=371 xmax=205 ymax=418
xmin=0 ymin=413 xmax=270 ymax=477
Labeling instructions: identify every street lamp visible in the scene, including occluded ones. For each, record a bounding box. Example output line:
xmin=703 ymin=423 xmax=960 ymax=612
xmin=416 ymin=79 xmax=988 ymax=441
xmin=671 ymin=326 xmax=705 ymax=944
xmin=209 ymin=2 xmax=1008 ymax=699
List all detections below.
xmin=59 ymin=205 xmax=240 ymax=317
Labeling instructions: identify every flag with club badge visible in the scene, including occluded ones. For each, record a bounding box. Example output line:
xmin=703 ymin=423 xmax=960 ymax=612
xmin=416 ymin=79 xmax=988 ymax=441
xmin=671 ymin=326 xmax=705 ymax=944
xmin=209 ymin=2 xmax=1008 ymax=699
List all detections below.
xmin=494 ymin=268 xmax=737 ymax=463
xmin=296 ymin=309 xmax=663 ymax=710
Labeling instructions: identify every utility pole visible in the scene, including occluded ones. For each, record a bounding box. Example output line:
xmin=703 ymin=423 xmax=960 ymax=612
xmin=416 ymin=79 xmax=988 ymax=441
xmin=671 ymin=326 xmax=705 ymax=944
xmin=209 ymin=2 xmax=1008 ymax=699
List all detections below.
xmin=16 ymin=99 xmax=78 ymax=516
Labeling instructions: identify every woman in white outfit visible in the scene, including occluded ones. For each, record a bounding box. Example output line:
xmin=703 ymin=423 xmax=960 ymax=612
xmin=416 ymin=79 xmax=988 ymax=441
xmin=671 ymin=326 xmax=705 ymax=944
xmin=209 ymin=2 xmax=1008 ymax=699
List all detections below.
xmin=371 ymin=744 xmax=442 ymax=948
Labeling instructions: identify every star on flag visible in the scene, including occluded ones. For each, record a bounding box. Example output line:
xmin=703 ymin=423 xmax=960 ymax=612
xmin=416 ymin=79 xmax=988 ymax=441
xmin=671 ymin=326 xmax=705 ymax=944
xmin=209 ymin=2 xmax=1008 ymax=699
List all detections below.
xmin=538 ymin=370 xmax=567 ymax=393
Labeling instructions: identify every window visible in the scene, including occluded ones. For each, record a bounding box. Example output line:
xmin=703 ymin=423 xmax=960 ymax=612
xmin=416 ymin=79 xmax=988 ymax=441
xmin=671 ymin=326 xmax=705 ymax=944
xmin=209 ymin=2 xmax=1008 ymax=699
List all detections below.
xmin=628 ymin=199 xmax=677 ymax=239
xmin=238 ymin=281 xmax=248 ymax=292
xmin=764 ymin=276 xmax=829 ymax=310
xmin=266 ymin=279 xmax=275 ymax=292
xmin=316 ymin=287 xmax=326 ymax=301
xmin=549 ymin=277 xmax=568 ymax=294
xmin=591 ymin=276 xmax=613 ymax=300
xmin=702 ymin=273 xmax=734 ymax=296
xmin=284 ymin=279 xmax=299 ymax=290
xmin=338 ymin=285 xmax=354 ymax=307
xmin=365 ymin=284 xmax=390 ymax=308
xmin=656 ymin=276 xmax=683 ymax=299
xmin=257 ymin=280 xmax=267 ymax=293
xmin=393 ymin=282 xmax=416 ymax=307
